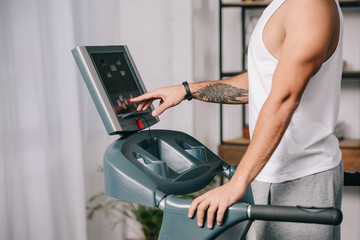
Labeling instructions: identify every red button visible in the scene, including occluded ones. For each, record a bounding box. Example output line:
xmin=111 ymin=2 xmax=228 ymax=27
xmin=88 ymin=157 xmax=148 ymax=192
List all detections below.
xmin=137 ymin=119 xmax=144 ymax=129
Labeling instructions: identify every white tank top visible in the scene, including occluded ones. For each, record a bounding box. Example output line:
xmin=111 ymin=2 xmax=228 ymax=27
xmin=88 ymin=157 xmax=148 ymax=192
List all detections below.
xmin=248 ymin=0 xmax=343 ymax=183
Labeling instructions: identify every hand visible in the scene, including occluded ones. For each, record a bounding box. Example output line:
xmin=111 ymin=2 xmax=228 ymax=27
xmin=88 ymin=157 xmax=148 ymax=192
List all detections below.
xmin=188 ymin=179 xmax=247 ymax=229
xmin=130 ymin=85 xmax=186 ymax=117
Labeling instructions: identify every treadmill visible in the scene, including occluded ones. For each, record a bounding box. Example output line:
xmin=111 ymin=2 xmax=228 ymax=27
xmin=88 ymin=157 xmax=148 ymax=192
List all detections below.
xmin=72 ymin=45 xmax=342 ymax=240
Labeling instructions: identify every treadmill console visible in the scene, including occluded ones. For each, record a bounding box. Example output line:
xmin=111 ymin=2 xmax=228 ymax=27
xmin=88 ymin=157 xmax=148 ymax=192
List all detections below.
xmin=72 ymin=45 xmax=159 ymax=135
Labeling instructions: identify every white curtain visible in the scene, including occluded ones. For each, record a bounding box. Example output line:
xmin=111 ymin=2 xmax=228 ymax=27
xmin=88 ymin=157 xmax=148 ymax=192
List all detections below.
xmin=0 ymin=0 xmax=121 ymax=239
xmin=0 ymin=0 xmax=197 ymax=239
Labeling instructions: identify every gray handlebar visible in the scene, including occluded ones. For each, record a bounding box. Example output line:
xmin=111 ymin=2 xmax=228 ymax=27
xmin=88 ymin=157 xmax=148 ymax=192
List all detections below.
xmin=248 ymin=205 xmax=342 ymax=225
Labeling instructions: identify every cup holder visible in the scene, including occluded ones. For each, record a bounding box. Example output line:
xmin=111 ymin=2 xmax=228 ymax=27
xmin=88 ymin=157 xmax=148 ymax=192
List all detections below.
xmin=176 ymin=139 xmax=207 ymax=163
xmin=134 ymin=152 xmax=168 ymax=177
xmin=135 ymin=138 xmax=196 ymax=175
xmin=133 ymin=137 xmax=212 ymax=182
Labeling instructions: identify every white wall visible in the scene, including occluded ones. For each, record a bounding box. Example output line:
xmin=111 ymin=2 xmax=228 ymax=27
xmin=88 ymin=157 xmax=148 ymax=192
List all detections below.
xmin=339 ymin=8 xmax=360 ymax=140
xmin=71 ymin=1 xmax=127 ymax=239
xmin=342 ymin=186 xmax=360 ymax=240
xmin=192 ymin=0 xmax=221 ymax=152
xmin=74 ymin=1 xmax=194 ymax=239
xmin=117 ymin=0 xmax=194 ymax=136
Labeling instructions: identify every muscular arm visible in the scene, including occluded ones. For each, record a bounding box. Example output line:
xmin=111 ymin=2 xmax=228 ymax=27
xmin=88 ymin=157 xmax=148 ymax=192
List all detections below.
xmin=131 ymin=72 xmax=248 ymax=116
xmin=189 ymin=0 xmax=340 ymax=228
xmin=232 ymin=0 xmax=339 ymax=186
xmin=190 ymin=72 xmax=249 ymax=104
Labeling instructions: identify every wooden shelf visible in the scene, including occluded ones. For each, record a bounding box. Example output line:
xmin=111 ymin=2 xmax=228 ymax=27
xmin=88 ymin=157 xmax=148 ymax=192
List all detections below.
xmin=221 ymin=137 xmax=250 ymax=145
xmin=341 ymin=139 xmax=360 ymax=173
xmin=218 ymin=138 xmax=249 ymax=165
xmin=219 ymin=0 xmax=360 ymax=185
xmin=340 ymin=139 xmax=360 ymax=149
xmin=342 ymin=71 xmax=360 ymax=79
xmin=221 ymin=71 xmax=360 ymax=79
xmin=221 ymin=71 xmax=243 ymax=78
xmin=339 ymin=0 xmax=360 ymax=7
xmin=221 ymin=0 xmax=360 ymax=8
xmin=219 ymin=138 xmax=360 ymax=172
xmin=221 ymin=1 xmax=270 ymax=8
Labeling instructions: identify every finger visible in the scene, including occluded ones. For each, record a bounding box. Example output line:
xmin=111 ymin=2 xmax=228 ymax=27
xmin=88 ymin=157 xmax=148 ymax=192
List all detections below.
xmin=136 ymin=101 xmax=147 ymax=111
xmin=136 ymin=100 xmax=149 ymax=111
xmin=188 ymin=194 xmax=207 ymax=218
xmin=206 ymin=204 xmax=218 ymax=229
xmin=216 ymin=203 xmax=228 ymax=226
xmin=130 ymin=93 xmax=152 ymax=103
xmin=130 ymin=91 xmax=160 ymax=103
xmin=143 ymin=100 xmax=153 ymax=110
xmin=188 ymin=198 xmax=201 ymax=219
xmin=196 ymin=201 xmax=210 ymax=227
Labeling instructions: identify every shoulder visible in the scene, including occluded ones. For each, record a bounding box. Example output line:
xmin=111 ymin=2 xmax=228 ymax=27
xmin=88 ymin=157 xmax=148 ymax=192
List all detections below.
xmin=281 ymin=0 xmax=339 ymax=62
xmin=283 ymin=0 xmax=339 ymax=28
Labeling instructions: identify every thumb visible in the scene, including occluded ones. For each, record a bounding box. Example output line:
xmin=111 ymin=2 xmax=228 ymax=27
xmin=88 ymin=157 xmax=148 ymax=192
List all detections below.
xmin=152 ymin=101 xmax=170 ymax=117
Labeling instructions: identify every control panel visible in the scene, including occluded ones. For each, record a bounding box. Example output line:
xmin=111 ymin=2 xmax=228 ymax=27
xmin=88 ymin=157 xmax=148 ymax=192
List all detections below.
xmin=72 ymin=45 xmax=159 ymax=135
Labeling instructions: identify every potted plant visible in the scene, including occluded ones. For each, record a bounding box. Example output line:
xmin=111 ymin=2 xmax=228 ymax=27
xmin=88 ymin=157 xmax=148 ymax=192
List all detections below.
xmin=242 ymin=123 xmax=250 ymax=139
xmin=87 ymin=192 xmax=163 ymax=240
xmin=123 ymin=203 xmax=163 ymax=240
xmin=86 ymin=175 xmax=221 ymax=239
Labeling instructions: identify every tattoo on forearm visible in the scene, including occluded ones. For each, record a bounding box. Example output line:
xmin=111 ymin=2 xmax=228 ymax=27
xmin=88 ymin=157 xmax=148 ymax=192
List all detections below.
xmin=193 ymin=83 xmax=248 ymax=103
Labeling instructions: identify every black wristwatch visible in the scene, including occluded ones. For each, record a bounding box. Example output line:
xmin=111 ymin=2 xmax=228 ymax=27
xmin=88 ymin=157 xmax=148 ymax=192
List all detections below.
xmin=182 ymin=81 xmax=192 ymax=101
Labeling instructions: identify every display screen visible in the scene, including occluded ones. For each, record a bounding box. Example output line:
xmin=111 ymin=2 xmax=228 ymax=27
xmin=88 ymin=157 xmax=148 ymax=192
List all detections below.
xmin=91 ymin=52 xmax=141 ymax=116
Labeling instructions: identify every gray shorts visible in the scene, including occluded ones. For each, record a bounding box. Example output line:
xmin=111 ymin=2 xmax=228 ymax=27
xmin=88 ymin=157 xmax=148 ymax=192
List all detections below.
xmin=251 ymin=161 xmax=343 ymax=240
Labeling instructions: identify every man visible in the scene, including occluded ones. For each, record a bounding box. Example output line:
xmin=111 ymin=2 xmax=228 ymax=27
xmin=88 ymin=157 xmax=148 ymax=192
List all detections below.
xmin=131 ymin=0 xmax=343 ymax=239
